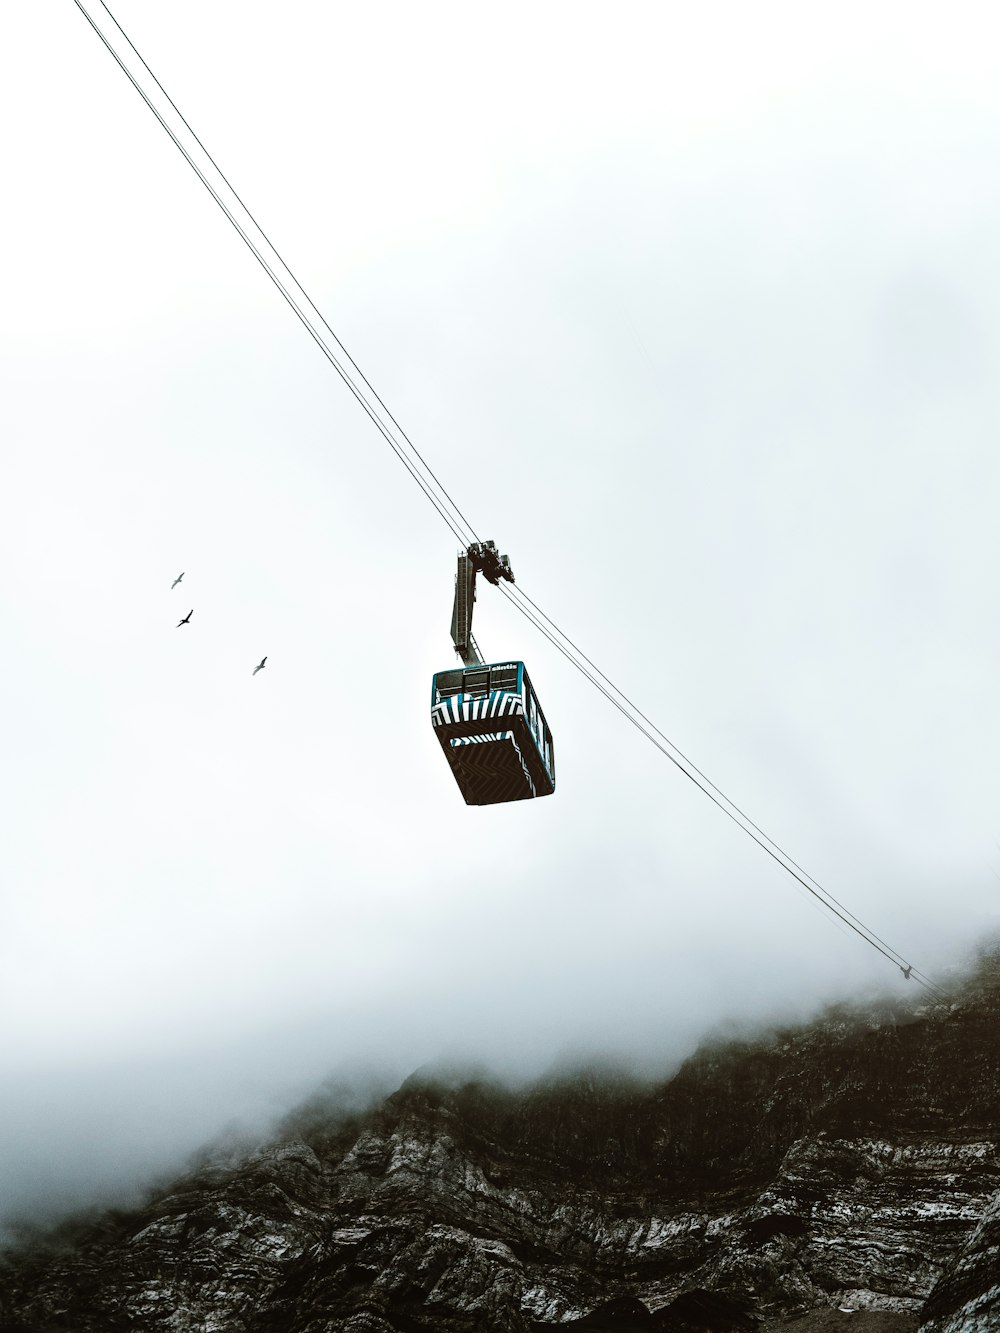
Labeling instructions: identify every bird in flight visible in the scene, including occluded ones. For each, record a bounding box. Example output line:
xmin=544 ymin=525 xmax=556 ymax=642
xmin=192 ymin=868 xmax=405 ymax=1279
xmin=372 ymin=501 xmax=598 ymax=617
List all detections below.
xmin=252 ymin=657 xmax=267 ymax=676
xmin=177 ymin=610 xmax=193 ymax=627
xmin=171 ymin=572 xmax=184 ymax=589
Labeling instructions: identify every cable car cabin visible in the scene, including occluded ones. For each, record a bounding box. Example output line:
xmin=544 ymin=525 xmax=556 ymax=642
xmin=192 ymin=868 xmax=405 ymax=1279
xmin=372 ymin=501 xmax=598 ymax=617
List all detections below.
xmin=431 ymin=661 xmax=555 ymax=806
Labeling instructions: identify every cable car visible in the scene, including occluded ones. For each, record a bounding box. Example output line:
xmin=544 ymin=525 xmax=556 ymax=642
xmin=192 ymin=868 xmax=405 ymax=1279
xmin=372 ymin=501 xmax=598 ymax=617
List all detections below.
xmin=431 ymin=543 xmax=555 ymax=805
xmin=432 ymin=660 xmax=555 ymax=805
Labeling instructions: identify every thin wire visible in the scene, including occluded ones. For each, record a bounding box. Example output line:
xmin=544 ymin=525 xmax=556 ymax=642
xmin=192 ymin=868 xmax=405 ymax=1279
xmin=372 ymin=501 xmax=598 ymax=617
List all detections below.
xmin=72 ymin=0 xmax=472 ymax=549
xmin=75 ymin=0 xmax=944 ymax=999
xmin=506 ymin=584 xmax=938 ymax=987
xmin=499 ymin=583 xmax=946 ymax=999
xmin=96 ymin=0 xmax=479 ymax=551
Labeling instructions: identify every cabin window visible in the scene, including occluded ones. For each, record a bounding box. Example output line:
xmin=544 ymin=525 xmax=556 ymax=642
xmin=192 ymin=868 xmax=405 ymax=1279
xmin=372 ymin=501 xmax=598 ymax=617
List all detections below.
xmin=490 ymin=666 xmax=518 ymax=693
xmin=465 ymin=669 xmax=490 ymax=696
xmin=436 ymin=671 xmax=465 ymax=700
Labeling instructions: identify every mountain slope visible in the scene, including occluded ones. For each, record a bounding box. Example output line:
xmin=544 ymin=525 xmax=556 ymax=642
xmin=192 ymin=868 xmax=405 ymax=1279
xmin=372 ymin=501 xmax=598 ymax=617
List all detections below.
xmin=3 ymin=956 xmax=999 ymax=1331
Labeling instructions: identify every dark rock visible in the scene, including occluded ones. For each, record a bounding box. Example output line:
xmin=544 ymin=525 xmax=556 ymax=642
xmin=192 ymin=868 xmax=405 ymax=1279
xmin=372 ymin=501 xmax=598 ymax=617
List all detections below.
xmin=654 ymin=1287 xmax=761 ymax=1329
xmin=4 ymin=951 xmax=1000 ymax=1331
xmin=534 ymin=1295 xmax=657 ymax=1329
xmin=917 ymin=1186 xmax=1000 ymax=1331
xmin=745 ymin=1215 xmax=809 ymax=1245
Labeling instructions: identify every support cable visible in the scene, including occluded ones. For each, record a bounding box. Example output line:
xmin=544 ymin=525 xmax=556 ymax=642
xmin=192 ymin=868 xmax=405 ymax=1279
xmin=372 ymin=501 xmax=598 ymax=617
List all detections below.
xmin=503 ymin=583 xmax=941 ymax=993
xmin=497 ymin=584 xmax=944 ymax=998
xmin=94 ymin=0 xmax=480 ymax=551
xmin=73 ymin=0 xmax=476 ymax=549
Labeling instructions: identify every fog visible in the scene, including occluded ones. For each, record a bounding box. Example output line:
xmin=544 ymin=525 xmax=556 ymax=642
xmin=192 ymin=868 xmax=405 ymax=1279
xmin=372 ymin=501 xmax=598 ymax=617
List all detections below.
xmin=3 ymin=0 xmax=1000 ymax=1239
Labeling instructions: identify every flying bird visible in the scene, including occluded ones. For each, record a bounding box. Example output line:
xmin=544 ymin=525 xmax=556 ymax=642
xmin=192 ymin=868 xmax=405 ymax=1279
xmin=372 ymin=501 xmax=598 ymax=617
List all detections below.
xmin=252 ymin=657 xmax=267 ymax=676
xmin=171 ymin=572 xmax=184 ymax=589
xmin=177 ymin=610 xmax=193 ymax=627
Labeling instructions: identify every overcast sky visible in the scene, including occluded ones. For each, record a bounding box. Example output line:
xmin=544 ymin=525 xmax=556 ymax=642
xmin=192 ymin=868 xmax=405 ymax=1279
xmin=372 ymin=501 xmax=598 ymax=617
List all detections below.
xmin=3 ymin=0 xmax=1000 ymax=1235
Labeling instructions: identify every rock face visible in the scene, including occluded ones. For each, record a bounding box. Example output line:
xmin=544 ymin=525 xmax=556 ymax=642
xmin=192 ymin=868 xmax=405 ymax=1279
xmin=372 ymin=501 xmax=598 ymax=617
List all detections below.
xmin=3 ymin=957 xmax=1000 ymax=1332
xmin=918 ymin=1188 xmax=1000 ymax=1332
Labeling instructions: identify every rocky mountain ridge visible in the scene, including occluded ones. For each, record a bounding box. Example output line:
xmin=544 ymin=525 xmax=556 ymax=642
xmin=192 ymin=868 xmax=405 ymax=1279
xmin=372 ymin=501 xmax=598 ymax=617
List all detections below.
xmin=3 ymin=956 xmax=1000 ymax=1331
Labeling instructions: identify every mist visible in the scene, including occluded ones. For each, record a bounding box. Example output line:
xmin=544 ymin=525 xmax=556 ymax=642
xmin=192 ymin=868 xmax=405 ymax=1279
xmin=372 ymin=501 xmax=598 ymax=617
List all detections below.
xmin=1 ymin=923 xmax=989 ymax=1245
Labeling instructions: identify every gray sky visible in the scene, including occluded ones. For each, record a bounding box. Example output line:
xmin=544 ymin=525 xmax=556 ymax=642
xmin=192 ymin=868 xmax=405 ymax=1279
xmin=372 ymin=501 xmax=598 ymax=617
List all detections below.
xmin=3 ymin=0 xmax=1000 ymax=1232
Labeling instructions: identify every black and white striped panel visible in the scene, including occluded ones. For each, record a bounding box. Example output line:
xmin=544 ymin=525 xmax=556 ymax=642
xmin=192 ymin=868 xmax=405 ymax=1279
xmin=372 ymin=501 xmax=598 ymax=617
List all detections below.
xmin=447 ymin=729 xmax=537 ymax=805
xmin=431 ymin=691 xmax=524 ymax=730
